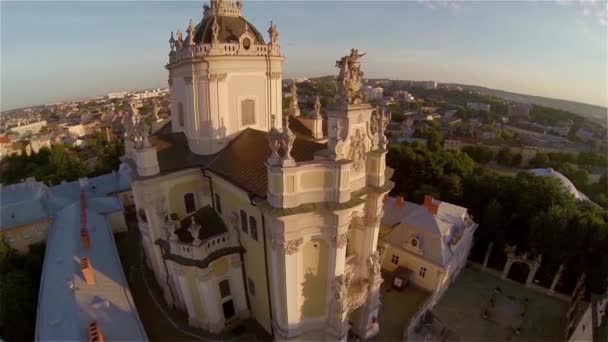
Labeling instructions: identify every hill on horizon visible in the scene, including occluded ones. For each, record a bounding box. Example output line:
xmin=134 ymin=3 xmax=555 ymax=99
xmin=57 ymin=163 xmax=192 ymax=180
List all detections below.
xmin=444 ymin=83 xmax=607 ymax=126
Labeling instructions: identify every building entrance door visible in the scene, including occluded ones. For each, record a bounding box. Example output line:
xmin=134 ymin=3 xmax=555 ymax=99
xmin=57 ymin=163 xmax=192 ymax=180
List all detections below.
xmin=222 ymin=299 xmax=235 ymax=319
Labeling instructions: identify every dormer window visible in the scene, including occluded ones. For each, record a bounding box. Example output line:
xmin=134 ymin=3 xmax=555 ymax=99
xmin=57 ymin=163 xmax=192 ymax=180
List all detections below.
xmin=411 ymin=237 xmax=418 ymax=248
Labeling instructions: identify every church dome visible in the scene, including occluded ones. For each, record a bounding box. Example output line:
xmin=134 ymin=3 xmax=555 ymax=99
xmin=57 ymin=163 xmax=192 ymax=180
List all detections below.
xmin=528 ymin=168 xmax=589 ymax=201
xmin=193 ymin=15 xmax=265 ymax=45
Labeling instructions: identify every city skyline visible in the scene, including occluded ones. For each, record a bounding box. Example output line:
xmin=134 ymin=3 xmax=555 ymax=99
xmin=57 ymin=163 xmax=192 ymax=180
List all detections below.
xmin=1 ymin=0 xmax=607 ymax=111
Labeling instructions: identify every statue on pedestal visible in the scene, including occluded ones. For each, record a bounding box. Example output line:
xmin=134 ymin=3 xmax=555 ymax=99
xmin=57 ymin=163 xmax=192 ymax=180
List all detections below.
xmin=335 ymin=48 xmax=366 ymax=105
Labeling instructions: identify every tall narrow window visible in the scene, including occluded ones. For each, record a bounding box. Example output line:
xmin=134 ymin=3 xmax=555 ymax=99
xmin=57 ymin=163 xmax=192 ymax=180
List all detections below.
xmin=391 ymin=255 xmax=399 ymax=265
xmin=241 ymin=99 xmax=255 ymax=126
xmin=247 ymin=277 xmax=256 ymax=296
xmin=215 ymin=194 xmax=222 ymax=214
xmin=219 ymin=279 xmax=231 ymax=298
xmin=419 ymin=266 xmax=427 ymax=278
xmin=178 ymin=102 xmax=185 ymax=127
xmin=249 ymin=216 xmax=258 ymax=241
xmin=184 ymin=193 xmax=196 ymax=214
xmin=240 ymin=210 xmax=248 ymax=234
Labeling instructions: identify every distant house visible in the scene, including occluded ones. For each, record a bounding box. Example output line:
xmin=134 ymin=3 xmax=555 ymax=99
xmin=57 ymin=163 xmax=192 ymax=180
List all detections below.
xmin=466 ymin=102 xmax=491 ymax=112
xmin=508 ymin=103 xmax=532 ymax=118
xmin=379 ymin=196 xmax=478 ymax=305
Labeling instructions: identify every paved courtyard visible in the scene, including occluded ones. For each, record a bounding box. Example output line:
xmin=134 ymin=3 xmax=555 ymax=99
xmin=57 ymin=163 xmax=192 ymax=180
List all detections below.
xmin=371 ymin=272 xmax=431 ymax=341
xmin=432 ymin=267 xmax=568 ymax=341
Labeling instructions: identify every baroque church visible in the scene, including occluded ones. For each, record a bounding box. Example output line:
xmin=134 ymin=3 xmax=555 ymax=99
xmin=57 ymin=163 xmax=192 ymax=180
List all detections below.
xmin=124 ymin=1 xmax=393 ymax=340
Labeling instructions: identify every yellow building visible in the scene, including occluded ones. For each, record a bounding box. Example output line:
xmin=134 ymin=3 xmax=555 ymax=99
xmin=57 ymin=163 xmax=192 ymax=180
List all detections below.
xmin=126 ymin=1 xmax=393 ymax=340
xmin=0 ymin=179 xmax=50 ymax=253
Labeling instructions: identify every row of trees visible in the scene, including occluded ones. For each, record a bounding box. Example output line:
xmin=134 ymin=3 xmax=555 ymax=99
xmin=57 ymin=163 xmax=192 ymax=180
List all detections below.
xmin=0 ymin=135 xmax=124 ymax=185
xmin=387 ymin=141 xmax=608 ymax=295
xmin=0 ymin=240 xmax=46 ymax=341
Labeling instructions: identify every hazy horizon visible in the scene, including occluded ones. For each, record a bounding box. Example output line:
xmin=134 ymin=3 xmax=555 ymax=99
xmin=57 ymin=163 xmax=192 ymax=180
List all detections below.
xmin=2 ymin=1 xmax=607 ymax=111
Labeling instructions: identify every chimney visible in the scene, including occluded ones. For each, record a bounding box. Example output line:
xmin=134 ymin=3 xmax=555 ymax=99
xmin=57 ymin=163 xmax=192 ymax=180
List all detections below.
xmin=423 ymin=195 xmax=439 ymax=215
xmin=81 ymin=227 xmax=90 ymax=249
xmin=88 ymin=321 xmax=105 ymax=342
xmin=396 ymin=196 xmax=405 ymax=208
xmin=80 ymin=257 xmax=95 ymax=285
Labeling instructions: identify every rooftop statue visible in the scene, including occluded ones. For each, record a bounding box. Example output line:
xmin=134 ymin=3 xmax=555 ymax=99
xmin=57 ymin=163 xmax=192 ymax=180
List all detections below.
xmin=336 ymin=48 xmax=366 ymax=105
xmin=268 ymin=21 xmax=279 ymax=46
xmin=290 ymin=80 xmax=300 ymax=117
xmin=314 ymin=96 xmax=322 ymax=118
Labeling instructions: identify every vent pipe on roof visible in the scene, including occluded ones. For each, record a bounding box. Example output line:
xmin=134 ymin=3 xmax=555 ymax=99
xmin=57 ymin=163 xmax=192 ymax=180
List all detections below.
xmin=80 ymin=257 xmax=95 ymax=285
xmin=88 ymin=321 xmax=105 ymax=342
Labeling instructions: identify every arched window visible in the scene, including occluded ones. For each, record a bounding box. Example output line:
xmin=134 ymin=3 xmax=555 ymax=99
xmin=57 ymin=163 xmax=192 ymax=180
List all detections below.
xmin=184 ymin=193 xmax=196 ymax=213
xmin=178 ymin=102 xmax=185 ymax=127
xmin=249 ymin=216 xmax=258 ymax=241
xmin=240 ymin=210 xmax=248 ymax=233
xmin=241 ymin=99 xmax=255 ymax=126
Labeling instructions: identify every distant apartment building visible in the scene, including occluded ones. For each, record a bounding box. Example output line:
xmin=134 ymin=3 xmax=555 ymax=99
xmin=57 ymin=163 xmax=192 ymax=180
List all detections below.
xmin=508 ymin=103 xmax=532 ymax=118
xmin=466 ymin=102 xmax=491 ymax=112
xmin=409 ymin=80 xmax=437 ymax=89
xmin=29 ymin=135 xmax=51 ymax=153
xmin=131 ymin=88 xmax=169 ymax=100
xmin=107 ymin=91 xmax=128 ymax=99
xmin=363 ymin=86 xmax=384 ymax=101
xmin=9 ymin=120 xmax=47 ymax=137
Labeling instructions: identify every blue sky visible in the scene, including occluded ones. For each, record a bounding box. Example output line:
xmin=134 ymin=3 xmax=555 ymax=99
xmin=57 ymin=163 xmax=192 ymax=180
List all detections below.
xmin=1 ymin=1 xmax=607 ymax=110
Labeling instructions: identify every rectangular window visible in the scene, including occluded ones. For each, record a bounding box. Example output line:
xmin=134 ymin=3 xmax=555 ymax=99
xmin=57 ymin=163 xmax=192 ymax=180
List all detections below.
xmin=241 ymin=99 xmax=255 ymax=126
xmin=184 ymin=193 xmax=196 ymax=214
xmin=419 ymin=266 xmax=427 ymax=278
xmin=219 ymin=279 xmax=231 ymax=298
xmin=240 ymin=210 xmax=248 ymax=234
xmin=391 ymin=254 xmax=399 ymax=265
xmin=215 ymin=194 xmax=222 ymax=214
xmin=23 ymin=230 xmax=31 ymax=239
xmin=178 ymin=102 xmax=185 ymax=127
xmin=247 ymin=277 xmax=256 ymax=296
xmin=249 ymin=216 xmax=258 ymax=241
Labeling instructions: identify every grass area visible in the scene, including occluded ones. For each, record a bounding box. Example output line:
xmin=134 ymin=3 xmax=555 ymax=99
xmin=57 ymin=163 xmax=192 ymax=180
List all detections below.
xmin=432 ymin=268 xmax=568 ymax=341
xmin=371 ymin=272 xmax=431 ymax=341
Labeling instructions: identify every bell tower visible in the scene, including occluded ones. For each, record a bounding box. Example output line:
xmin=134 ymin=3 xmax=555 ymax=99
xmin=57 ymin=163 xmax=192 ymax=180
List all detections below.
xmin=262 ymin=50 xmax=392 ymax=340
xmin=166 ymin=0 xmax=284 ymax=155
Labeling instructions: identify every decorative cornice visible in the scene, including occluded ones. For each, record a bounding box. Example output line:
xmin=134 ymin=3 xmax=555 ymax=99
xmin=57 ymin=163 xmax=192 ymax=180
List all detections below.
xmin=266 ymin=72 xmax=282 ymax=80
xmin=333 ymin=232 xmax=349 ymax=249
xmin=284 ymin=237 xmax=303 ymax=255
xmin=208 ymin=73 xmax=228 ymax=82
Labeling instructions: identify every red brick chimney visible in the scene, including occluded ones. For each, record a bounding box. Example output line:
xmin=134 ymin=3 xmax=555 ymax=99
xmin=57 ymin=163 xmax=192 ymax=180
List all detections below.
xmin=423 ymin=195 xmax=439 ymax=215
xmin=81 ymin=257 xmax=95 ymax=285
xmin=88 ymin=321 xmax=105 ymax=342
xmin=396 ymin=196 xmax=405 ymax=208
xmin=81 ymin=227 xmax=90 ymax=249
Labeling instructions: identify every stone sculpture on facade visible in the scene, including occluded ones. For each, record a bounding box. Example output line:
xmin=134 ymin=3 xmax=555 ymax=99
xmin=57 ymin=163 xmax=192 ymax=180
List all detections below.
xmin=368 ymin=250 xmax=381 ymax=275
xmin=187 ymin=19 xmax=195 ymax=46
xmin=280 ymin=115 xmax=296 ymax=165
xmin=348 ymin=129 xmax=366 ymax=171
xmin=175 ymin=29 xmax=184 ymax=49
xmin=290 ymin=80 xmax=301 ymax=117
xmin=313 ymin=96 xmax=322 ymax=118
xmin=266 ymin=115 xmax=282 ymax=165
xmin=268 ymin=20 xmax=279 ymax=45
xmin=212 ymin=18 xmax=220 ymax=43
xmin=169 ymin=31 xmax=176 ymax=52
xmin=124 ymin=101 xmax=151 ymax=149
xmin=335 ymin=48 xmax=366 ymax=105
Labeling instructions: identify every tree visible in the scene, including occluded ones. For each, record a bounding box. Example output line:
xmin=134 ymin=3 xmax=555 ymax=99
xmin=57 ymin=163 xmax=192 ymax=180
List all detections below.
xmin=496 ymin=147 xmax=513 ymax=166
xmin=462 ymin=145 xmax=493 ymax=164
xmin=530 ymin=152 xmax=550 ymax=168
